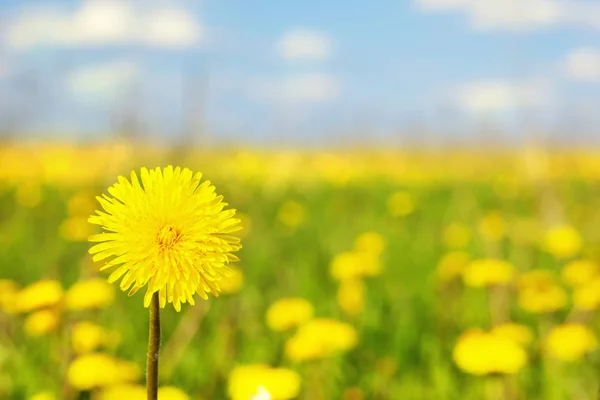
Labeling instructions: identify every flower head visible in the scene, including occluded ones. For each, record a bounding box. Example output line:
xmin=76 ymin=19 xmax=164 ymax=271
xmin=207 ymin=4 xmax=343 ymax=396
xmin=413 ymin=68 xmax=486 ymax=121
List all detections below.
xmin=543 ymin=225 xmax=582 ymax=259
xmin=462 ymin=259 xmax=514 ymax=287
xmin=65 ymin=278 xmax=115 ymax=311
xmin=517 ymin=270 xmax=567 ymax=313
xmin=562 ymin=259 xmax=599 ymax=287
xmin=544 ymin=323 xmax=597 ymax=361
xmin=14 ymin=280 xmax=63 ymax=314
xmin=266 ymin=298 xmax=314 ymax=332
xmin=88 ymin=166 xmax=242 ymax=311
xmin=228 ymin=364 xmax=301 ymax=400
xmin=453 ymin=328 xmax=527 ymax=375
xmin=24 ymin=309 xmax=60 ymax=337
xmin=285 ymin=318 xmax=358 ymax=362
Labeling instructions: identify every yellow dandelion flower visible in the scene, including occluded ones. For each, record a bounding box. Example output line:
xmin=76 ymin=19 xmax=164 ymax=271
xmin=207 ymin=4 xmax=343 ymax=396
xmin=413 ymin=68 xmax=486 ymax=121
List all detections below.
xmin=71 ymin=321 xmax=120 ymax=354
xmin=228 ymin=364 xmax=301 ymax=400
xmin=266 ymin=298 xmax=314 ymax=332
xmin=490 ymin=323 xmax=533 ymax=346
xmin=67 ymin=353 xmax=140 ymax=391
xmin=14 ymin=280 xmax=63 ymax=314
xmin=354 ymin=231 xmax=385 ymax=256
xmin=517 ymin=270 xmax=556 ymax=289
xmin=386 ymin=190 xmax=415 ymax=217
xmin=24 ymin=309 xmax=60 ymax=337
xmin=573 ymin=277 xmax=600 ymax=310
xmin=337 ymin=279 xmax=365 ymax=317
xmin=88 ymin=166 xmax=242 ymax=311
xmin=443 ymin=223 xmax=471 ymax=249
xmin=65 ymin=279 xmax=115 ymax=311
xmin=330 ymin=251 xmax=381 ymax=281
xmin=453 ymin=328 xmax=527 ymax=375
xmin=545 ymin=324 xmax=597 ymax=361
xmin=462 ymin=259 xmax=514 ymax=287
xmin=517 ymin=270 xmax=567 ymax=313
xmin=285 ymin=318 xmax=358 ymax=362
xmin=0 ymin=279 xmax=19 ymax=313
xmin=543 ymin=225 xmax=582 ymax=259
xmin=277 ymin=200 xmax=306 ymax=228
xmin=436 ymin=251 xmax=471 ymax=282
xmin=219 ymin=266 xmax=244 ymax=295
xmin=562 ymin=259 xmax=599 ymax=287
xmin=478 ymin=211 xmax=506 ymax=242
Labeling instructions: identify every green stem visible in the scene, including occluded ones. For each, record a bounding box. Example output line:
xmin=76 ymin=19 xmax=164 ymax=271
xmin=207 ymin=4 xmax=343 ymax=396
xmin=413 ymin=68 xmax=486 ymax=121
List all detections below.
xmin=147 ymin=292 xmax=161 ymax=400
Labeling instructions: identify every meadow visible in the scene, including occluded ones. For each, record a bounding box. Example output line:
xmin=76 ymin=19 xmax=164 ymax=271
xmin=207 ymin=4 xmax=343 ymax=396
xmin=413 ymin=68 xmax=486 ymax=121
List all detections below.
xmin=1 ymin=142 xmax=600 ymax=399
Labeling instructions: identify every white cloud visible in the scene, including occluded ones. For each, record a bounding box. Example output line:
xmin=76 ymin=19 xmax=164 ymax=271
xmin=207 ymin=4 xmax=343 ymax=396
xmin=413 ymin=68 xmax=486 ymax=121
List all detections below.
xmin=67 ymin=60 xmax=138 ymax=99
xmin=414 ymin=0 xmax=600 ymax=31
xmin=564 ymin=47 xmax=600 ymax=82
xmin=277 ymin=29 xmax=332 ymax=61
xmin=251 ymin=73 xmax=340 ymax=103
xmin=454 ymin=80 xmax=551 ymax=113
xmin=5 ymin=0 xmax=201 ymax=49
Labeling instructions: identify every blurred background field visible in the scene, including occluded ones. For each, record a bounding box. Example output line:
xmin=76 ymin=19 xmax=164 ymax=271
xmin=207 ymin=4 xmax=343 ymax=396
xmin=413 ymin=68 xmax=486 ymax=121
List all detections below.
xmin=2 ymin=145 xmax=600 ymax=400
xmin=3 ymin=1 xmax=600 ymax=399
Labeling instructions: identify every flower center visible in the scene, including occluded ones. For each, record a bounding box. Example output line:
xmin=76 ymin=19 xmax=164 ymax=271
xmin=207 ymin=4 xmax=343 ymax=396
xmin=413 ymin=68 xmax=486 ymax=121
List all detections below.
xmin=157 ymin=225 xmax=181 ymax=249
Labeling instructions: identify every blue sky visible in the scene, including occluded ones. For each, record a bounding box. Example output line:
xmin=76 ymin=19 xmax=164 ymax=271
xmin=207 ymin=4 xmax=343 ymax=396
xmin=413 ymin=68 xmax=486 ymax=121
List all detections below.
xmin=1 ymin=0 xmax=600 ymax=144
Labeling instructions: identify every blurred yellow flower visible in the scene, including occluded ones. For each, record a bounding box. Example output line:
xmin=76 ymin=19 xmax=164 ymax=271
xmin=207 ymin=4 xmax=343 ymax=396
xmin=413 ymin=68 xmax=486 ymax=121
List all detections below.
xmin=65 ymin=279 xmax=115 ymax=311
xmin=436 ymin=251 xmax=471 ymax=282
xmin=478 ymin=211 xmax=506 ymax=242
xmin=453 ymin=328 xmax=527 ymax=375
xmin=266 ymin=298 xmax=314 ymax=332
xmin=277 ymin=200 xmax=306 ymax=228
xmin=67 ymin=353 xmax=140 ymax=391
xmin=337 ymin=279 xmax=365 ymax=317
xmin=561 ymin=259 xmax=599 ymax=287
xmin=543 ymin=225 xmax=582 ymax=259
xmin=72 ymin=321 xmax=120 ymax=354
xmin=517 ymin=270 xmax=555 ymax=289
xmin=517 ymin=270 xmax=567 ymax=313
xmin=228 ymin=364 xmax=301 ymax=400
xmin=387 ymin=190 xmax=415 ymax=217
xmin=462 ymin=259 xmax=514 ymax=287
xmin=573 ymin=277 xmax=600 ymax=310
xmin=14 ymin=280 xmax=63 ymax=314
xmin=354 ymin=231 xmax=385 ymax=256
xmin=545 ymin=324 xmax=597 ymax=361
xmin=0 ymin=279 xmax=19 ymax=313
xmin=24 ymin=309 xmax=60 ymax=337
xmin=29 ymin=392 xmax=55 ymax=400
xmin=88 ymin=166 xmax=242 ymax=311
xmin=60 ymin=216 xmax=96 ymax=242
xmin=285 ymin=318 xmax=358 ymax=362
xmin=330 ymin=251 xmax=381 ymax=281
xmin=219 ymin=266 xmax=244 ymax=295
xmin=443 ymin=223 xmax=471 ymax=249
xmin=490 ymin=323 xmax=533 ymax=346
